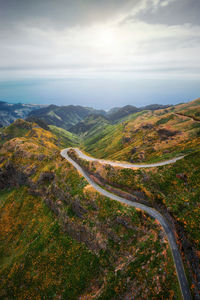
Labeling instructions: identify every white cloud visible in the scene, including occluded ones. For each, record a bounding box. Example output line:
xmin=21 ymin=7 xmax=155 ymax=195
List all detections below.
xmin=0 ymin=0 xmax=200 ymax=81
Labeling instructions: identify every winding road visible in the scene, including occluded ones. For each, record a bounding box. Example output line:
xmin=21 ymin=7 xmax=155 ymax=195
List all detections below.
xmin=72 ymin=147 xmax=184 ymax=168
xmin=175 ymin=112 xmax=200 ymax=124
xmin=61 ymin=148 xmax=191 ymax=300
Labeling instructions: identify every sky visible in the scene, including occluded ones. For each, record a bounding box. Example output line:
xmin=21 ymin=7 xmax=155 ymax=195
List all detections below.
xmin=0 ymin=0 xmax=199 ymax=109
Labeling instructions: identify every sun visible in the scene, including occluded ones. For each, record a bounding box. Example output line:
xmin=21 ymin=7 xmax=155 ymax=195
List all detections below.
xmin=92 ymin=26 xmax=118 ymax=52
xmin=98 ymin=29 xmax=116 ymax=47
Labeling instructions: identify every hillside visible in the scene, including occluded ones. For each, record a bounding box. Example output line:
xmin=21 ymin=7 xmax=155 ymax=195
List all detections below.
xmin=83 ymin=98 xmax=200 ymax=163
xmin=107 ymin=104 xmax=171 ymax=123
xmin=28 ymin=104 xmax=106 ymax=130
xmin=30 ymin=103 xmax=170 ymax=130
xmin=1 ymin=97 xmax=200 ymax=299
xmin=70 ymin=97 xmax=200 ymax=298
xmin=69 ymin=114 xmax=110 ymax=137
xmin=107 ymin=105 xmax=139 ymax=122
xmin=49 ymin=125 xmax=80 ymax=147
xmin=0 ymin=119 xmax=181 ymax=299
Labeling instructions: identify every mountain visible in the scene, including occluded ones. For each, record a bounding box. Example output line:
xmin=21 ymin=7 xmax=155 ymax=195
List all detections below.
xmin=30 ymin=103 xmax=171 ymax=129
xmin=1 ymin=97 xmax=200 ymax=298
xmin=0 ymin=100 xmax=171 ymax=129
xmin=0 ymin=101 xmax=43 ymax=127
xmin=82 ymin=98 xmax=200 ymax=162
xmin=0 ymin=119 xmax=180 ymax=299
xmin=73 ymin=97 xmax=200 ymax=298
xmin=107 ymin=104 xmax=172 ymax=123
xmin=28 ymin=104 xmax=106 ymax=130
xmin=141 ymin=103 xmax=171 ymax=111
xmin=107 ymin=107 xmax=120 ymax=115
xmin=107 ymin=105 xmax=139 ymax=122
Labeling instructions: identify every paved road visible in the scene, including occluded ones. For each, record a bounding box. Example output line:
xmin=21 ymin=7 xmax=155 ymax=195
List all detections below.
xmin=175 ymin=112 xmax=200 ymax=123
xmin=72 ymin=147 xmax=184 ymax=168
xmin=61 ymin=148 xmax=192 ymax=300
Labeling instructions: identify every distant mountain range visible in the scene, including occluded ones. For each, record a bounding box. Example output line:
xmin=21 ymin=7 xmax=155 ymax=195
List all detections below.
xmin=0 ymin=100 xmax=171 ymax=129
xmin=0 ymin=101 xmax=43 ymax=127
xmin=106 ymin=104 xmax=171 ymax=122
xmin=28 ymin=104 xmax=106 ymax=130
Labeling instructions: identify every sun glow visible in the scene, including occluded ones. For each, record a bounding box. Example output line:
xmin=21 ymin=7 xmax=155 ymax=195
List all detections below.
xmin=92 ymin=26 xmax=119 ymax=52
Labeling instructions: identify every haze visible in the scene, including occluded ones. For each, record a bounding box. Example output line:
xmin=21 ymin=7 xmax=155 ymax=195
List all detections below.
xmin=0 ymin=0 xmax=199 ymax=108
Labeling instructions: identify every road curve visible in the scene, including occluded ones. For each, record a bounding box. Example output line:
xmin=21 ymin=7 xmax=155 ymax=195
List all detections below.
xmin=175 ymin=112 xmax=200 ymax=123
xmin=61 ymin=148 xmax=191 ymax=300
xmin=72 ymin=148 xmax=184 ymax=168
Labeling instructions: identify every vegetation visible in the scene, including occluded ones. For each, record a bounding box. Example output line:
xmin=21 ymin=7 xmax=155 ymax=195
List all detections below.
xmin=69 ymin=114 xmax=110 ymax=137
xmin=69 ymin=148 xmax=200 ymax=298
xmin=49 ymin=125 xmax=80 ymax=147
xmin=69 ymin=98 xmax=200 ymax=298
xmin=83 ymin=98 xmax=200 ymax=164
xmin=28 ymin=104 xmax=106 ymax=130
xmin=0 ymin=188 xmax=98 ymax=299
xmin=0 ymin=119 xmax=32 ymax=146
xmin=0 ymin=119 xmax=181 ymax=299
xmin=1 ymin=97 xmax=200 ymax=298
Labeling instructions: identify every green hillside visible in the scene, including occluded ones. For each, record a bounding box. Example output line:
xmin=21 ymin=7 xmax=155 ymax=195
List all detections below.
xmin=67 ymin=97 xmax=200 ymax=298
xmin=28 ymin=104 xmax=106 ymax=130
xmin=0 ymin=120 xmax=181 ymax=299
xmin=69 ymin=114 xmax=110 ymax=137
xmin=49 ymin=125 xmax=80 ymax=147
xmin=107 ymin=104 xmax=171 ymax=123
xmin=83 ymin=98 xmax=200 ymax=163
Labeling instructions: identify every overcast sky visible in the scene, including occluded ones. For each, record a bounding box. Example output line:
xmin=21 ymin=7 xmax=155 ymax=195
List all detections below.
xmin=0 ymin=0 xmax=199 ymax=108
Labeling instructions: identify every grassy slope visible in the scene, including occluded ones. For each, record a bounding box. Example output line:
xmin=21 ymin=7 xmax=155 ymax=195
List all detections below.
xmin=77 ymin=98 xmax=200 ymax=298
xmin=0 ymin=120 xmax=181 ymax=299
xmin=0 ymin=188 xmax=181 ymax=300
xmin=83 ymin=98 xmax=200 ymax=163
xmin=80 ymin=151 xmax=200 ymax=251
xmin=174 ymin=97 xmax=200 ymax=121
xmin=29 ymin=105 xmax=105 ymax=130
xmin=0 ymin=119 xmax=32 ymax=146
xmin=49 ymin=125 xmax=80 ymax=147
xmin=97 ymin=151 xmax=200 ymax=297
xmin=80 ymin=115 xmax=110 ymax=137
xmin=0 ymin=188 xmax=98 ymax=299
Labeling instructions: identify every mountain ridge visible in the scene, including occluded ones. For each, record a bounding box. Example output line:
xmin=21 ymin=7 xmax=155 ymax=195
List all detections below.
xmin=0 ymin=100 xmax=172 ymax=129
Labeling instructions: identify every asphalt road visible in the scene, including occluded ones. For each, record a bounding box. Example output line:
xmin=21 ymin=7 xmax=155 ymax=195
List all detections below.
xmin=73 ymin=147 xmax=184 ymax=168
xmin=61 ymin=148 xmax=192 ymax=300
xmin=175 ymin=112 xmax=200 ymax=123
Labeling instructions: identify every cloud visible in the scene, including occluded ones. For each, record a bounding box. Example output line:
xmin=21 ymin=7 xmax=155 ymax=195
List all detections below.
xmin=0 ymin=0 xmax=138 ymax=29
xmin=132 ymin=0 xmax=200 ymax=26
xmin=0 ymin=0 xmax=200 ymax=82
